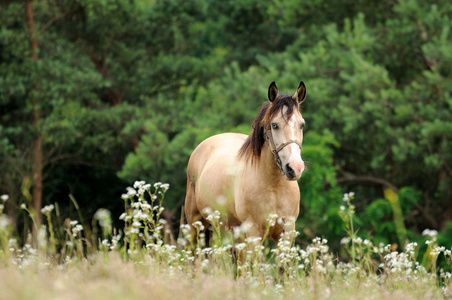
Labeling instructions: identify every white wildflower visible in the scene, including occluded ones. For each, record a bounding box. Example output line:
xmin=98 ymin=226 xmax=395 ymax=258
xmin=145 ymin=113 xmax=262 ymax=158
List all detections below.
xmin=201 ymin=259 xmax=210 ymax=268
xmin=160 ymin=183 xmax=170 ymax=192
xmin=342 ymin=192 xmax=355 ymax=202
xmin=37 ymin=226 xmax=47 ymax=248
xmin=8 ymin=238 xmax=17 ymax=247
xmin=245 ymin=236 xmax=262 ymax=244
xmin=422 ymin=229 xmax=438 ymax=237
xmin=206 ymin=210 xmax=221 ymax=222
xmin=340 ymin=237 xmax=350 ymax=245
xmin=41 ymin=204 xmax=55 ymax=214
xmin=141 ymin=203 xmax=151 ymax=211
xmin=192 ymin=221 xmax=204 ymax=231
xmin=277 ymin=217 xmax=286 ymax=225
xmin=216 ymin=195 xmax=227 ymax=206
xmin=236 ymin=243 xmax=246 ymax=251
xmin=133 ymin=180 xmax=146 ymax=189
xmin=0 ymin=215 xmax=10 ymax=229
xmin=180 ymin=224 xmax=192 ymax=235
xmin=126 ymin=187 xmax=137 ymax=197
xmin=405 ymin=242 xmax=418 ymax=252
xmin=177 ymin=238 xmax=187 ymax=246
xmin=353 ymin=237 xmax=363 ymax=244
xmin=267 ymin=214 xmax=278 ymax=227
xmin=132 ymin=221 xmax=142 ymax=227
xmin=202 ymin=207 xmax=213 ymax=215
xmin=94 ymin=208 xmax=111 ymax=227
xmin=363 ymin=239 xmax=372 ymax=247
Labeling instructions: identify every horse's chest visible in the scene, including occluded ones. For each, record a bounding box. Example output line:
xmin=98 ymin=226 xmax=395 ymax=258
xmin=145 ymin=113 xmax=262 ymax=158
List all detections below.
xmin=236 ymin=183 xmax=299 ymax=222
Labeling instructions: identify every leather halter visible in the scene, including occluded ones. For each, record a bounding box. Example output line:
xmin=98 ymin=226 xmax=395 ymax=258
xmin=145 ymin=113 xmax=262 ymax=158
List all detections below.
xmin=265 ymin=128 xmax=302 ymax=173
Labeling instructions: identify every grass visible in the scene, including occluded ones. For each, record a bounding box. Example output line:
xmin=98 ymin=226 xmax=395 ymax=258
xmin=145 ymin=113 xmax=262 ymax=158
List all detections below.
xmin=0 ymin=182 xmax=451 ymax=299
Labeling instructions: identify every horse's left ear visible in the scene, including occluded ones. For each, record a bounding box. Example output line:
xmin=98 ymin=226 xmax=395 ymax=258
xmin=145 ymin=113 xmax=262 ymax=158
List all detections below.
xmin=268 ymin=81 xmax=279 ymax=102
xmin=292 ymin=81 xmax=307 ymax=103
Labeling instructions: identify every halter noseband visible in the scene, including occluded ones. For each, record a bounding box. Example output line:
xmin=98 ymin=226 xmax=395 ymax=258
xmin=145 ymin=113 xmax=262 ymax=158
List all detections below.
xmin=265 ymin=128 xmax=302 ymax=173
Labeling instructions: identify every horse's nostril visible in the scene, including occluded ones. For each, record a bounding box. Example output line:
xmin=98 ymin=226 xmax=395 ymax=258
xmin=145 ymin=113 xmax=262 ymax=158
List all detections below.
xmin=286 ymin=164 xmax=295 ymax=178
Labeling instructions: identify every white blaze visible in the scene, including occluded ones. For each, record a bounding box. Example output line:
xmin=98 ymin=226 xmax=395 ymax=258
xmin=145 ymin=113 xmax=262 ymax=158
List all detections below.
xmin=288 ymin=114 xmax=302 ymax=164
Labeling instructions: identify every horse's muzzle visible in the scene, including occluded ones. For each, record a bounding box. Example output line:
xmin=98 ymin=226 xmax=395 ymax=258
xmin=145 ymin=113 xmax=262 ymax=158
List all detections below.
xmin=285 ymin=160 xmax=304 ymax=180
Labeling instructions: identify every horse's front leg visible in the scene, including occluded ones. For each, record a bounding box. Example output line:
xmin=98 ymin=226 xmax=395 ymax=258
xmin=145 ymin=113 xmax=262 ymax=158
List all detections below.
xmin=273 ymin=221 xmax=297 ymax=278
xmin=233 ymin=222 xmax=266 ymax=277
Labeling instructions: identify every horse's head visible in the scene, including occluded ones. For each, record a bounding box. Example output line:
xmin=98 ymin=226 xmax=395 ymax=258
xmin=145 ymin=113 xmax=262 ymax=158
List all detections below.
xmin=265 ymin=81 xmax=306 ymax=180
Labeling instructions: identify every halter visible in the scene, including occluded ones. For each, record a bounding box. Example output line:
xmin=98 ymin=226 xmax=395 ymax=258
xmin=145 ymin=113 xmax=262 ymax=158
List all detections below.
xmin=265 ymin=128 xmax=302 ymax=173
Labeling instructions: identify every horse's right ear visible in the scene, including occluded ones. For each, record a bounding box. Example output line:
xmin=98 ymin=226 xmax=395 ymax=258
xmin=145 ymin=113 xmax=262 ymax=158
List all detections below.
xmin=293 ymin=81 xmax=307 ymax=103
xmin=268 ymin=81 xmax=279 ymax=102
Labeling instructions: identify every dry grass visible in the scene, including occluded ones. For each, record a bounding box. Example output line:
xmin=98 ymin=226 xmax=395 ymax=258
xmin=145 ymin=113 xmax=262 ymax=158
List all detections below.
xmin=0 ymin=252 xmax=446 ymax=300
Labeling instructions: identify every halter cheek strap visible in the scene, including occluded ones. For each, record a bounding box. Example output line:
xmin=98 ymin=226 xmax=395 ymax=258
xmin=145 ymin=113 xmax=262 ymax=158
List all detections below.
xmin=265 ymin=129 xmax=302 ymax=173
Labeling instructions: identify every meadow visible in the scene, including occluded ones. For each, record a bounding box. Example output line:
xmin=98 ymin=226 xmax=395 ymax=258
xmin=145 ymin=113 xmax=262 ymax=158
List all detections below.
xmin=0 ymin=181 xmax=450 ymax=300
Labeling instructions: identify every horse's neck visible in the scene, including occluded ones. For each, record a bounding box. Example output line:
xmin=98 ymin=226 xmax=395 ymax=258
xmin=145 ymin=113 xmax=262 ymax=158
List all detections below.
xmin=255 ymin=144 xmax=286 ymax=185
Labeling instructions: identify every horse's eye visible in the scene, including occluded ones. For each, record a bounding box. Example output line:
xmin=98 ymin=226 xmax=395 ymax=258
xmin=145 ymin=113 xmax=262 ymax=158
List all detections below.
xmin=272 ymin=123 xmax=279 ymax=130
xmin=300 ymin=123 xmax=305 ymax=130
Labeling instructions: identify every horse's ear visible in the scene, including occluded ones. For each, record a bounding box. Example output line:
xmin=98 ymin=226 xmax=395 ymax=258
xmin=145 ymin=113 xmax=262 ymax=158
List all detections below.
xmin=268 ymin=81 xmax=279 ymax=102
xmin=293 ymin=81 xmax=307 ymax=103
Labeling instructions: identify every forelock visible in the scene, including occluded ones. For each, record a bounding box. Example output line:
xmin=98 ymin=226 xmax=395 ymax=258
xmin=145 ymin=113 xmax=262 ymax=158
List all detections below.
xmin=262 ymin=94 xmax=299 ymax=126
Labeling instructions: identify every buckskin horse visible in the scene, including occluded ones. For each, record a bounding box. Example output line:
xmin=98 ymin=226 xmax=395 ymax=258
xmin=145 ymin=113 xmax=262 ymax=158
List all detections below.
xmin=185 ymin=81 xmax=307 ymax=246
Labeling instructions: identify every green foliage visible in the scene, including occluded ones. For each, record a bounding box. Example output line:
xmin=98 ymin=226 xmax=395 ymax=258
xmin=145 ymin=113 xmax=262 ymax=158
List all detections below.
xmin=297 ymin=130 xmax=342 ymax=242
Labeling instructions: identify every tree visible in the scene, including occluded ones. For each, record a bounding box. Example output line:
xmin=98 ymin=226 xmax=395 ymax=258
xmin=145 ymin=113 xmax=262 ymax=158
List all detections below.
xmin=26 ymin=0 xmax=43 ymax=232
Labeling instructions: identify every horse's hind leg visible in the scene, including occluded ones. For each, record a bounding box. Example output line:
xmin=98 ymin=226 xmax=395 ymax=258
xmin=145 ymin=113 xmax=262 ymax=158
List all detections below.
xmin=184 ymin=177 xmax=209 ymax=247
xmin=184 ymin=173 xmax=199 ymax=224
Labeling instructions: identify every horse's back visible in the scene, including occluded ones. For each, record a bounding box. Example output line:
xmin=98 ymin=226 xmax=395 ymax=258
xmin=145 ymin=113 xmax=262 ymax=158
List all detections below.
xmin=188 ymin=133 xmax=246 ymax=169
xmin=185 ymin=133 xmax=247 ymax=224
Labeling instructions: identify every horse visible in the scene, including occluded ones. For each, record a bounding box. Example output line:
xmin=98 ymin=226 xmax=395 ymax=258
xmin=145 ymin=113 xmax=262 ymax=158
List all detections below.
xmin=184 ymin=81 xmax=307 ymax=247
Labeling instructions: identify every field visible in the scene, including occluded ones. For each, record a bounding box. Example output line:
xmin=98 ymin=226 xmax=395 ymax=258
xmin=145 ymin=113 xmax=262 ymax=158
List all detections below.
xmin=0 ymin=182 xmax=450 ymax=300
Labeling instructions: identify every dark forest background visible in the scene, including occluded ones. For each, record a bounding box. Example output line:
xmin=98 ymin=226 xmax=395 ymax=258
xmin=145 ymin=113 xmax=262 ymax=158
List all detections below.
xmin=1 ymin=0 xmax=451 ymax=249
